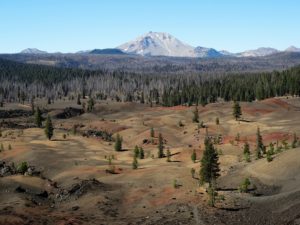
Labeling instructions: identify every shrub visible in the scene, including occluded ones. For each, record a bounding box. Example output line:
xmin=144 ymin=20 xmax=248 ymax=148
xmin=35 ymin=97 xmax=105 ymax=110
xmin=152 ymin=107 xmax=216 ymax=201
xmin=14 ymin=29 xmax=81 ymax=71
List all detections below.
xmin=266 ymin=150 xmax=273 ymax=162
xmin=17 ymin=162 xmax=28 ymax=174
xmin=173 ymin=179 xmax=178 ymax=188
xmin=239 ymin=178 xmax=251 ymax=193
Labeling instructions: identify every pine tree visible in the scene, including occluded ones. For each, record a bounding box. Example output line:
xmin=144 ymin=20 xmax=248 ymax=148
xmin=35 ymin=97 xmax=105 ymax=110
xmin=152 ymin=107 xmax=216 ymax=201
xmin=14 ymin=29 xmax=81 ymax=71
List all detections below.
xmin=292 ymin=133 xmax=298 ymax=148
xmin=166 ymin=148 xmax=171 ymax=162
xmin=191 ymin=168 xmax=196 ymax=178
xmin=44 ymin=115 xmax=54 ymax=140
xmin=87 ymin=97 xmax=95 ymax=112
xmin=157 ymin=133 xmax=164 ymax=158
xmin=233 ymin=101 xmax=242 ymax=121
xmin=140 ymin=92 xmax=144 ymax=104
xmin=30 ymin=97 xmax=35 ymax=114
xmin=269 ymin=142 xmax=275 ymax=155
xmin=199 ymin=138 xmax=220 ymax=184
xmin=134 ymin=145 xmax=140 ymax=158
xmin=243 ymin=142 xmax=250 ymax=155
xmin=150 ymin=127 xmax=154 ymax=138
xmin=208 ymin=179 xmax=217 ymax=207
xmin=35 ymin=107 xmax=42 ymax=128
xmin=139 ymin=147 xmax=144 ymax=159
xmin=243 ymin=142 xmax=251 ymax=162
xmin=191 ymin=149 xmax=196 ymax=163
xmin=114 ymin=134 xmax=122 ymax=151
xmin=256 ymin=127 xmax=264 ymax=159
xmin=77 ymin=94 xmax=81 ymax=105
xmin=132 ymin=156 xmax=138 ymax=169
xmin=193 ymin=106 xmax=199 ymax=123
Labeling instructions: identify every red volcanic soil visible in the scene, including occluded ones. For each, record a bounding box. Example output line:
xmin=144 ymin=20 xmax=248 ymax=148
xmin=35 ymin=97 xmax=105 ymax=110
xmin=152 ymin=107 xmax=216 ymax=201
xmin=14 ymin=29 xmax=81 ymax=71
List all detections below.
xmin=151 ymin=105 xmax=190 ymax=111
xmin=223 ymin=131 xmax=292 ymax=145
xmin=243 ymin=107 xmax=273 ymax=116
xmin=262 ymin=132 xmax=292 ymax=142
xmin=262 ymin=98 xmax=291 ymax=109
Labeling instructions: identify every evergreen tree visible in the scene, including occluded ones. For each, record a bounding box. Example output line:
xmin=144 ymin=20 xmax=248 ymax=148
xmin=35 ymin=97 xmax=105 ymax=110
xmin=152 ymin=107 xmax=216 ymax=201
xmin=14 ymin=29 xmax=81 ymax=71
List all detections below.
xmin=87 ymin=97 xmax=95 ymax=112
xmin=150 ymin=127 xmax=154 ymax=138
xmin=77 ymin=94 xmax=81 ymax=105
xmin=157 ymin=133 xmax=164 ymax=158
xmin=35 ymin=107 xmax=42 ymax=128
xmin=292 ymin=133 xmax=298 ymax=148
xmin=30 ymin=97 xmax=35 ymax=114
xmin=166 ymin=148 xmax=171 ymax=162
xmin=199 ymin=138 xmax=220 ymax=184
xmin=193 ymin=106 xmax=199 ymax=123
xmin=208 ymin=179 xmax=217 ymax=207
xmin=191 ymin=149 xmax=197 ymax=163
xmin=114 ymin=134 xmax=122 ymax=151
xmin=132 ymin=156 xmax=138 ymax=169
xmin=233 ymin=101 xmax=242 ymax=121
xmin=140 ymin=92 xmax=144 ymax=104
xmin=243 ymin=142 xmax=250 ymax=155
xmin=44 ymin=115 xmax=54 ymax=140
xmin=243 ymin=142 xmax=251 ymax=162
xmin=139 ymin=147 xmax=144 ymax=159
xmin=269 ymin=142 xmax=275 ymax=155
xmin=191 ymin=168 xmax=195 ymax=178
xmin=266 ymin=150 xmax=273 ymax=162
xmin=134 ymin=145 xmax=140 ymax=158
xmin=256 ymin=127 xmax=264 ymax=159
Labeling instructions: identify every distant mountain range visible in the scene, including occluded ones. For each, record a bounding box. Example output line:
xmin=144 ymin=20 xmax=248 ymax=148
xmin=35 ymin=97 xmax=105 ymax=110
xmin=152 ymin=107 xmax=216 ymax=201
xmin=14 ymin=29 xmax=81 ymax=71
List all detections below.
xmin=17 ymin=32 xmax=300 ymax=58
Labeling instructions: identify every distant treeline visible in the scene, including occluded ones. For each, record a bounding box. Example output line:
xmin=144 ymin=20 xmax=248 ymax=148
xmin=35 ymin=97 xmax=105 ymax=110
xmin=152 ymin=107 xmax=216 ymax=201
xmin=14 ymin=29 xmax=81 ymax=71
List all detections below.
xmin=0 ymin=58 xmax=299 ymax=106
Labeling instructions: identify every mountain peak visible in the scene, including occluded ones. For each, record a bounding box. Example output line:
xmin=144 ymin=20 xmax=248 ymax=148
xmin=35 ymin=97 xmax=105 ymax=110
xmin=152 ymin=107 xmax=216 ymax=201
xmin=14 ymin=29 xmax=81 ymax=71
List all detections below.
xmin=20 ymin=48 xmax=48 ymax=54
xmin=117 ymin=32 xmax=195 ymax=57
xmin=285 ymin=46 xmax=300 ymax=52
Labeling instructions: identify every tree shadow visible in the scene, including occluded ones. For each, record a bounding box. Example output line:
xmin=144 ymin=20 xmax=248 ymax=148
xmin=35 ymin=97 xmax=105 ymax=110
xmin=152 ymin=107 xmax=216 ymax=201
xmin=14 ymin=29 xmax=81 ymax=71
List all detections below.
xmin=51 ymin=139 xmax=68 ymax=142
xmin=170 ymin=152 xmax=181 ymax=156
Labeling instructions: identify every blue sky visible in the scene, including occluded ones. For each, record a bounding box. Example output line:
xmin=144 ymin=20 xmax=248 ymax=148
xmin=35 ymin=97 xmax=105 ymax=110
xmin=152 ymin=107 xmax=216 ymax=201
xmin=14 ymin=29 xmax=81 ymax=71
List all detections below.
xmin=0 ymin=0 xmax=299 ymax=53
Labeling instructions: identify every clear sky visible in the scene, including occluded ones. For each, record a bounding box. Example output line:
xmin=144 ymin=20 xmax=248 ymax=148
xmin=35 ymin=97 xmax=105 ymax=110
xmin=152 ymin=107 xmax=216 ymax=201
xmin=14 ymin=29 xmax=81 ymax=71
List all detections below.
xmin=0 ymin=0 xmax=299 ymax=53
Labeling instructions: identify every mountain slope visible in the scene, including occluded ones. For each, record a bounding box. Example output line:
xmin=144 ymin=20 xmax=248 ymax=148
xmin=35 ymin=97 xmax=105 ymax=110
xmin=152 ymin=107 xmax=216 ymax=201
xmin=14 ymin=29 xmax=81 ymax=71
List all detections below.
xmin=117 ymin=31 xmax=196 ymax=57
xmin=194 ymin=46 xmax=223 ymax=58
xmin=285 ymin=46 xmax=300 ymax=52
xmin=237 ymin=47 xmax=279 ymax=57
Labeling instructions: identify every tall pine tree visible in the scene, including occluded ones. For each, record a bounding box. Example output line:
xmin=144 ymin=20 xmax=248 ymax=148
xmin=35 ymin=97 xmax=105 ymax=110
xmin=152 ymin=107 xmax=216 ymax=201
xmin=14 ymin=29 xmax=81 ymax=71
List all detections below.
xmin=233 ymin=101 xmax=242 ymax=121
xmin=256 ymin=127 xmax=264 ymax=159
xmin=157 ymin=133 xmax=164 ymax=158
xmin=199 ymin=138 xmax=220 ymax=184
xmin=44 ymin=115 xmax=54 ymax=140
xmin=35 ymin=107 xmax=42 ymax=128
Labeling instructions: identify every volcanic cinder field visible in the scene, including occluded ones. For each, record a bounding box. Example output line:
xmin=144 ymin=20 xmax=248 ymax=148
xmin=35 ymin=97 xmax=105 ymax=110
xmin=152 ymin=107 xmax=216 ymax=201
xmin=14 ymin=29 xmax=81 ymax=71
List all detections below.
xmin=0 ymin=97 xmax=300 ymax=225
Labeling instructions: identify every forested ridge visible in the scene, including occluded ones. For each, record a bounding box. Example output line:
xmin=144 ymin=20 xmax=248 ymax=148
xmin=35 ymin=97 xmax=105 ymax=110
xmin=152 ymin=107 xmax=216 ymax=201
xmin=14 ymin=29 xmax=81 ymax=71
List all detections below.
xmin=0 ymin=58 xmax=299 ymax=106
